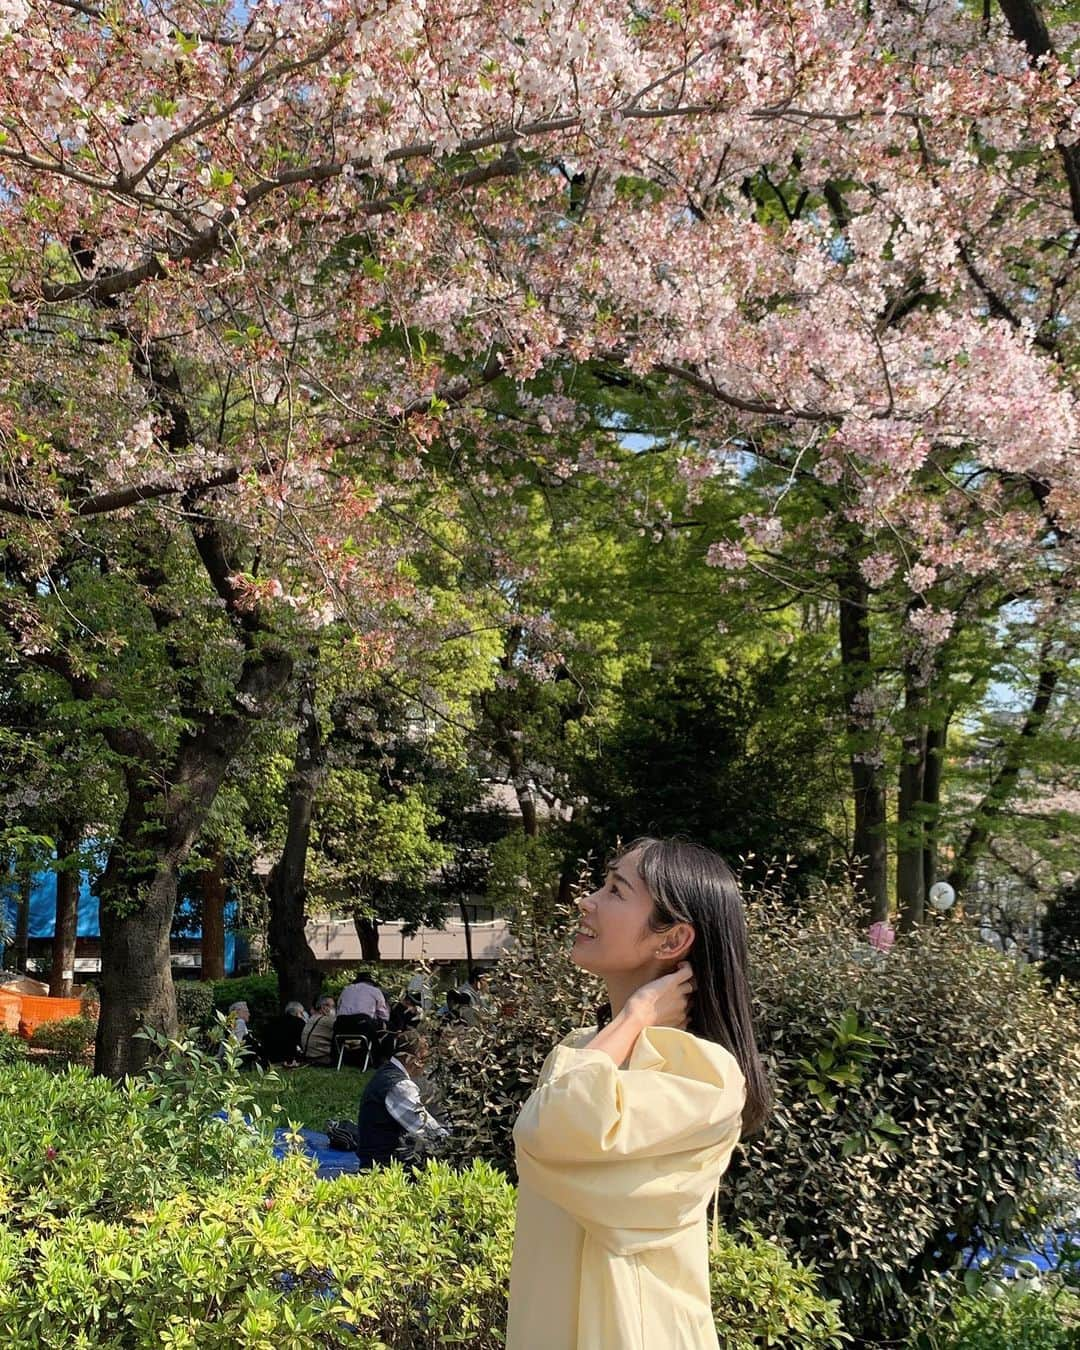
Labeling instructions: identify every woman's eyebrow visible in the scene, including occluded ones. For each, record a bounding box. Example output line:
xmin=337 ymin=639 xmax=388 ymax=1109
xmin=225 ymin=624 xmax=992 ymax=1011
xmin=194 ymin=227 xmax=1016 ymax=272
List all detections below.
xmin=608 ymin=869 xmax=633 ymax=890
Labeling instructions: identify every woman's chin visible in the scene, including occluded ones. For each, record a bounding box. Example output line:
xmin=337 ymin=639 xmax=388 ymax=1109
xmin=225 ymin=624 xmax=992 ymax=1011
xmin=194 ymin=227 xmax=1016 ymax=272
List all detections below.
xmin=569 ymin=940 xmax=599 ymax=972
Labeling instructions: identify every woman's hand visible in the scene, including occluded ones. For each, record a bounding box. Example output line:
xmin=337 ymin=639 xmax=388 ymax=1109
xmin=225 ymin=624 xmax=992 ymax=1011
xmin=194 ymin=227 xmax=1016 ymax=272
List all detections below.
xmin=625 ymin=962 xmax=695 ymax=1031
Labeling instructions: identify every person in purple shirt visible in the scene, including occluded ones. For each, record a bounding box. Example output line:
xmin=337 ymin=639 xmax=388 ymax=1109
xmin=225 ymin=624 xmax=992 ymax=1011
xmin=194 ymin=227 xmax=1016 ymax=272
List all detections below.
xmin=336 ymin=970 xmax=389 ymax=1022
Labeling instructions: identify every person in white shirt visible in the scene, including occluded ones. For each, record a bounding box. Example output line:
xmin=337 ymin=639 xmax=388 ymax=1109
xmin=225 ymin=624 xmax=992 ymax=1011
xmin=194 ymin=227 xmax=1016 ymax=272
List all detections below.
xmin=355 ymin=1031 xmax=449 ymax=1169
xmin=336 ymin=970 xmax=390 ymax=1022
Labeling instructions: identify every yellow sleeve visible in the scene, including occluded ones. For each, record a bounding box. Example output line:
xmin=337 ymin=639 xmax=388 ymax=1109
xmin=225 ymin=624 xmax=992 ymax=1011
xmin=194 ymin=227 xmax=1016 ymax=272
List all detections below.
xmin=513 ymin=1027 xmax=745 ymax=1251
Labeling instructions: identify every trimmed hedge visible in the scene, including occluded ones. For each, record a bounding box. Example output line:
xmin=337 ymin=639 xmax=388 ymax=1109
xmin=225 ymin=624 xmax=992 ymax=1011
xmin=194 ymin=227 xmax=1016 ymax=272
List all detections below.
xmin=211 ymin=974 xmax=281 ymax=1029
xmin=0 ymin=1050 xmax=847 ymax=1348
xmin=173 ymin=979 xmax=215 ymax=1030
xmin=28 ymin=1016 xmax=96 ymax=1059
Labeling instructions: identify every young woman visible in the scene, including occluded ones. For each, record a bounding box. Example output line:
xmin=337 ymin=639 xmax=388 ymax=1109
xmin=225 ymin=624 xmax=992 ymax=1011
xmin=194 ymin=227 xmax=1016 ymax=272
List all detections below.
xmin=506 ymin=836 xmax=771 ymax=1349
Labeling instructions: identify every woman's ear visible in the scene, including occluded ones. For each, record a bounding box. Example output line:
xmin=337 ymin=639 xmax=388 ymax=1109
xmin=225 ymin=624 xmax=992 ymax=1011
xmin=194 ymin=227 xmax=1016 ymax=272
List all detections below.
xmin=654 ymin=923 xmax=695 ymax=962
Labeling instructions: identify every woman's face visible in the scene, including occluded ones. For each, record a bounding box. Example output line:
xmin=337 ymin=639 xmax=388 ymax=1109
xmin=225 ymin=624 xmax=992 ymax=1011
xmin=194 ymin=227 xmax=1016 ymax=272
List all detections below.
xmin=571 ymin=848 xmax=664 ymax=977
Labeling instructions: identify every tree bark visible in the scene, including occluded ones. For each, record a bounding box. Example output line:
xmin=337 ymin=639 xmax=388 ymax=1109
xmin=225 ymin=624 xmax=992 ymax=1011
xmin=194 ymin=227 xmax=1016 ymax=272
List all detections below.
xmin=13 ymin=872 xmax=30 ymax=973
xmin=266 ymin=677 xmax=325 ymax=1011
xmin=922 ymin=720 xmax=948 ymax=899
xmin=947 ymin=639 xmax=1061 ymax=899
xmin=95 ymin=646 xmax=293 ymax=1078
xmin=897 ymin=657 xmax=928 ymax=934
xmin=459 ymin=896 xmax=475 ymax=978
xmin=353 ymin=913 xmax=382 ymax=963
xmin=837 ymin=558 xmax=889 ymax=921
xmin=896 ymin=726 xmax=927 ymax=933
xmin=199 ymin=852 xmax=227 ymax=983
xmin=49 ymin=826 xmax=80 ymax=997
xmin=997 ymin=0 xmax=1080 ymax=228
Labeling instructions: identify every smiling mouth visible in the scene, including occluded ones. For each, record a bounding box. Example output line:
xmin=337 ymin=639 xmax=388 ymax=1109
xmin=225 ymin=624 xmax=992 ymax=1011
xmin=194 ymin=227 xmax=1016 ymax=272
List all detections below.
xmin=575 ymin=925 xmax=598 ymax=939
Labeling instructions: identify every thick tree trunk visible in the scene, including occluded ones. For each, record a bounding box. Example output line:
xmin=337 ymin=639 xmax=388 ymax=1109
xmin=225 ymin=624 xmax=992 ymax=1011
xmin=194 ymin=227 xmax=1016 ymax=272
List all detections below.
xmin=459 ymin=896 xmax=475 ymax=977
xmin=13 ymin=872 xmax=30 ymax=973
xmin=353 ymin=913 xmax=382 ymax=963
xmin=948 ymin=641 xmax=1060 ymax=899
xmin=266 ymin=678 xmax=325 ymax=1011
xmin=199 ymin=852 xmax=227 ymax=983
xmin=838 ymin=559 xmax=889 ymax=921
xmin=96 ymin=645 xmax=293 ymax=1077
xmin=922 ymin=721 xmax=948 ymax=899
xmin=96 ymin=862 xmax=179 ymax=1078
xmin=49 ymin=826 xmax=80 ymax=997
xmin=897 ymin=658 xmax=928 ymax=934
xmin=513 ymin=775 xmax=540 ymax=838
xmin=896 ymin=725 xmax=927 ymax=934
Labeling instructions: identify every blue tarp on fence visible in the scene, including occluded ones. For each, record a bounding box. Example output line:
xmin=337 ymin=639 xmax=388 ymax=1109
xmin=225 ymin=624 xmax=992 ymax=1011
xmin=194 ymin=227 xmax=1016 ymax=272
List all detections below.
xmin=2 ymin=866 xmax=238 ymax=973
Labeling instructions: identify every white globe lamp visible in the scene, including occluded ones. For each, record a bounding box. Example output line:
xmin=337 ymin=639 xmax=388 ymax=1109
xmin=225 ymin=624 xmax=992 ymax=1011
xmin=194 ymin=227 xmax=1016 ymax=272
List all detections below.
xmin=928 ymin=881 xmax=955 ymax=912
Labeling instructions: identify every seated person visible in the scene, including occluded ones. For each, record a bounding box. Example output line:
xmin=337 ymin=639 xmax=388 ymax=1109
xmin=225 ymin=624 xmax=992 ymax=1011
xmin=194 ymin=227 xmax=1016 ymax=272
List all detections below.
xmin=299 ymin=994 xmax=336 ymax=1066
xmin=219 ymin=1000 xmax=259 ymax=1065
xmin=438 ymin=987 xmax=472 ymax=1025
xmin=387 ymin=990 xmax=423 ymax=1033
xmin=355 ymin=1030 xmax=449 ymax=1170
xmin=337 ymin=969 xmax=390 ymax=1023
xmin=332 ymin=1011 xmax=391 ymax=1068
xmin=260 ymin=1000 xmax=308 ymax=1065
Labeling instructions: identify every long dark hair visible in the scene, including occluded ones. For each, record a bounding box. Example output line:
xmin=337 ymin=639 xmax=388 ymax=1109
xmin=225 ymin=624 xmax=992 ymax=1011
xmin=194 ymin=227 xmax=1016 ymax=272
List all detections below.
xmin=622 ymin=835 xmax=772 ymax=1137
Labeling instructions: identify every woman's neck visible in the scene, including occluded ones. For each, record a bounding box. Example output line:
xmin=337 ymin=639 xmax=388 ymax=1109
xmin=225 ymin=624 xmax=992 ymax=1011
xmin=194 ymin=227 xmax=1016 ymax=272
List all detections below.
xmin=605 ymin=962 xmax=667 ymax=1020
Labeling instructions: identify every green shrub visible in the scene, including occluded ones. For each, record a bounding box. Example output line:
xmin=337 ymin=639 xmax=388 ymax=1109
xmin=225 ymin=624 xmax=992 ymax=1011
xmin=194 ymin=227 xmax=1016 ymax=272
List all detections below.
xmin=0 ymin=1137 xmax=848 ymax=1350
xmin=28 ymin=1016 xmax=96 ymax=1058
xmin=0 ymin=1033 xmax=277 ymax=1223
xmin=727 ymin=887 xmax=1080 ymax=1340
xmin=0 ymin=1154 xmax=516 ymax=1349
xmin=211 ymin=973 xmax=281 ymax=1028
xmin=908 ymin=1279 xmax=1080 ymax=1349
xmin=711 ymin=1223 xmax=849 ymax=1348
xmin=428 ymin=879 xmax=1080 ymax=1343
xmin=0 ymin=1029 xmax=27 ymax=1065
xmin=429 ymin=906 xmax=602 ymax=1173
xmin=173 ymin=979 xmax=215 ymax=1029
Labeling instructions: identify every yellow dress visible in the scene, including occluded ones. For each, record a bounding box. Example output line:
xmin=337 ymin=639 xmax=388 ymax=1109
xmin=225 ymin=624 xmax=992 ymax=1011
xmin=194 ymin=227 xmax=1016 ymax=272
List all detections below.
xmin=507 ymin=1024 xmax=746 ymax=1350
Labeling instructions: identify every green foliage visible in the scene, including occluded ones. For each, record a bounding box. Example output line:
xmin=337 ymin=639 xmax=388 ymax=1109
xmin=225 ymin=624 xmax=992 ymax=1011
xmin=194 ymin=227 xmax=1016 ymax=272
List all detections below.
xmin=0 ymin=1048 xmax=852 ymax=1350
xmin=908 ymin=1279 xmax=1080 ymax=1349
xmin=710 ymin=1223 xmax=850 ymax=1348
xmin=0 ymin=1152 xmax=516 ymax=1349
xmin=567 ymin=651 xmax=838 ymax=885
xmin=485 ymin=830 xmax=561 ymax=917
xmin=0 ymin=1031 xmax=276 ymax=1225
xmin=428 ymin=898 xmax=602 ymax=1173
xmin=27 ymin=1016 xmax=96 ymax=1058
xmin=726 ymin=884 xmax=1080 ymax=1340
xmin=796 ymin=1008 xmax=892 ymax=1116
xmin=173 ymin=979 xmax=215 ymax=1029
xmin=0 ymin=1029 xmax=27 ymax=1065
xmin=212 ymin=973 xmax=282 ymax=1028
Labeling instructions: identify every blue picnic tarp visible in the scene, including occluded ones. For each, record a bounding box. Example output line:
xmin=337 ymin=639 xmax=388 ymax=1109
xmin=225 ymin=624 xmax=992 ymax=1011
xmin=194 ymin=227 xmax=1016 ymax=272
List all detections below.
xmin=273 ymin=1125 xmax=362 ymax=1179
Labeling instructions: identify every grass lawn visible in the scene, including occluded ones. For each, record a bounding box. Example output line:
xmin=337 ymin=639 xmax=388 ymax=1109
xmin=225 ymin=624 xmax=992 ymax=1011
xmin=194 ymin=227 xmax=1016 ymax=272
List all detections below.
xmin=250 ymin=1064 xmax=373 ymax=1132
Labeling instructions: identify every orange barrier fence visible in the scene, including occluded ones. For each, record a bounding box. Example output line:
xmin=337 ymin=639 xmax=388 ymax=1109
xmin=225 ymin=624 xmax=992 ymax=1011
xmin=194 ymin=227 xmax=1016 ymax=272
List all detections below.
xmin=0 ymin=989 xmax=85 ymax=1038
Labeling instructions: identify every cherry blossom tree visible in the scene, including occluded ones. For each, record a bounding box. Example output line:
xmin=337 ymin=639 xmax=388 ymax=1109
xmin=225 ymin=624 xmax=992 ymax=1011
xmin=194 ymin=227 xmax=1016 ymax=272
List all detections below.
xmin=2 ymin=0 xmax=1078 ymax=1069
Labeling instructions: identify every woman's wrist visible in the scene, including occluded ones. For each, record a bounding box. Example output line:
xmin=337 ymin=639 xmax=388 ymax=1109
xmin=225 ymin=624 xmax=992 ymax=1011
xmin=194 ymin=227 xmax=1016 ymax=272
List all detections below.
xmin=586 ymin=1002 xmax=649 ymax=1066
xmin=615 ymin=999 xmax=651 ymax=1034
